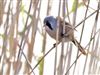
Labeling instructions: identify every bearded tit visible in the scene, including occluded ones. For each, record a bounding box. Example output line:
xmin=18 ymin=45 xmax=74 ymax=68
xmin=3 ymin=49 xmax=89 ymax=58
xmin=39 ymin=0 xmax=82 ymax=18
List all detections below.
xmin=43 ymin=16 xmax=87 ymax=55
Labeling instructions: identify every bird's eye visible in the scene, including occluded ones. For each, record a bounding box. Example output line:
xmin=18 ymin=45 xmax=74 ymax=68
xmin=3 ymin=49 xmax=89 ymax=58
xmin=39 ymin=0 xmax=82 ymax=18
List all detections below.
xmin=46 ymin=21 xmax=53 ymax=30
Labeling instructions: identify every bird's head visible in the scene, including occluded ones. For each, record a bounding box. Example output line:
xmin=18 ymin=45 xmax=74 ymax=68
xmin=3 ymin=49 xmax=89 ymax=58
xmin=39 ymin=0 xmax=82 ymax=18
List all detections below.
xmin=43 ymin=16 xmax=57 ymax=30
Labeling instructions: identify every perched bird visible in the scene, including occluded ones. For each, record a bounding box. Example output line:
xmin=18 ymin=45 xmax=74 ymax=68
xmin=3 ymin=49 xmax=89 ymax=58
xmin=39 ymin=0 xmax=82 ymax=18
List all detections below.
xmin=43 ymin=16 xmax=87 ymax=55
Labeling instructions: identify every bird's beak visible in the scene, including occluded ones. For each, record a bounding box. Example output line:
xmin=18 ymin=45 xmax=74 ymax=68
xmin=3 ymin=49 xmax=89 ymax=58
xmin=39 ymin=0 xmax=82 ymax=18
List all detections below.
xmin=43 ymin=23 xmax=46 ymax=27
xmin=43 ymin=23 xmax=46 ymax=30
xmin=42 ymin=23 xmax=47 ymax=33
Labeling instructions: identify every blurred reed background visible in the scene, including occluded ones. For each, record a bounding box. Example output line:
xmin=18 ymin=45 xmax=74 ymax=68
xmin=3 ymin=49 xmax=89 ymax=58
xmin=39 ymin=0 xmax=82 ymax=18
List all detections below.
xmin=0 ymin=0 xmax=100 ymax=75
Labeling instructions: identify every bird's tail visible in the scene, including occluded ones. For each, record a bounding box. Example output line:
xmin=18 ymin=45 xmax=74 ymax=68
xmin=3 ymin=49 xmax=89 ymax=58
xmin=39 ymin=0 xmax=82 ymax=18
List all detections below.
xmin=72 ymin=39 xmax=87 ymax=55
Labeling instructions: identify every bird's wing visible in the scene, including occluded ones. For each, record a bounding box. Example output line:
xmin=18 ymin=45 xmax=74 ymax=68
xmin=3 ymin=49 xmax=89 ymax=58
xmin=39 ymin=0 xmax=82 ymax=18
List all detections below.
xmin=56 ymin=16 xmax=76 ymax=30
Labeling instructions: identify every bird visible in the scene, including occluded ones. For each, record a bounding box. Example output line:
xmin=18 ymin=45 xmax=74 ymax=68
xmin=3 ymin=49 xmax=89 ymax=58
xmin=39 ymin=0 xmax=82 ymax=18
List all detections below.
xmin=43 ymin=16 xmax=87 ymax=55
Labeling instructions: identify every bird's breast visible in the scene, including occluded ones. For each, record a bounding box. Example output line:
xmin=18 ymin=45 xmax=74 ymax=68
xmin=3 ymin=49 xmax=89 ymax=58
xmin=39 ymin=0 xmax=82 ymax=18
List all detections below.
xmin=45 ymin=26 xmax=57 ymax=40
xmin=45 ymin=25 xmax=74 ymax=42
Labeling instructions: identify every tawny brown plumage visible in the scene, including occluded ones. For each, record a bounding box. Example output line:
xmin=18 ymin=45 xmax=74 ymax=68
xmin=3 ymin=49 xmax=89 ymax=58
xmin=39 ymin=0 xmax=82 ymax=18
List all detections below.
xmin=44 ymin=16 xmax=87 ymax=55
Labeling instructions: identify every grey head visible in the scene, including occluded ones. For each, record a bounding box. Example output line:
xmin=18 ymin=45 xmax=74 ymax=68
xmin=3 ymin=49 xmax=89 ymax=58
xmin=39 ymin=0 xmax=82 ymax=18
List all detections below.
xmin=43 ymin=16 xmax=57 ymax=30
